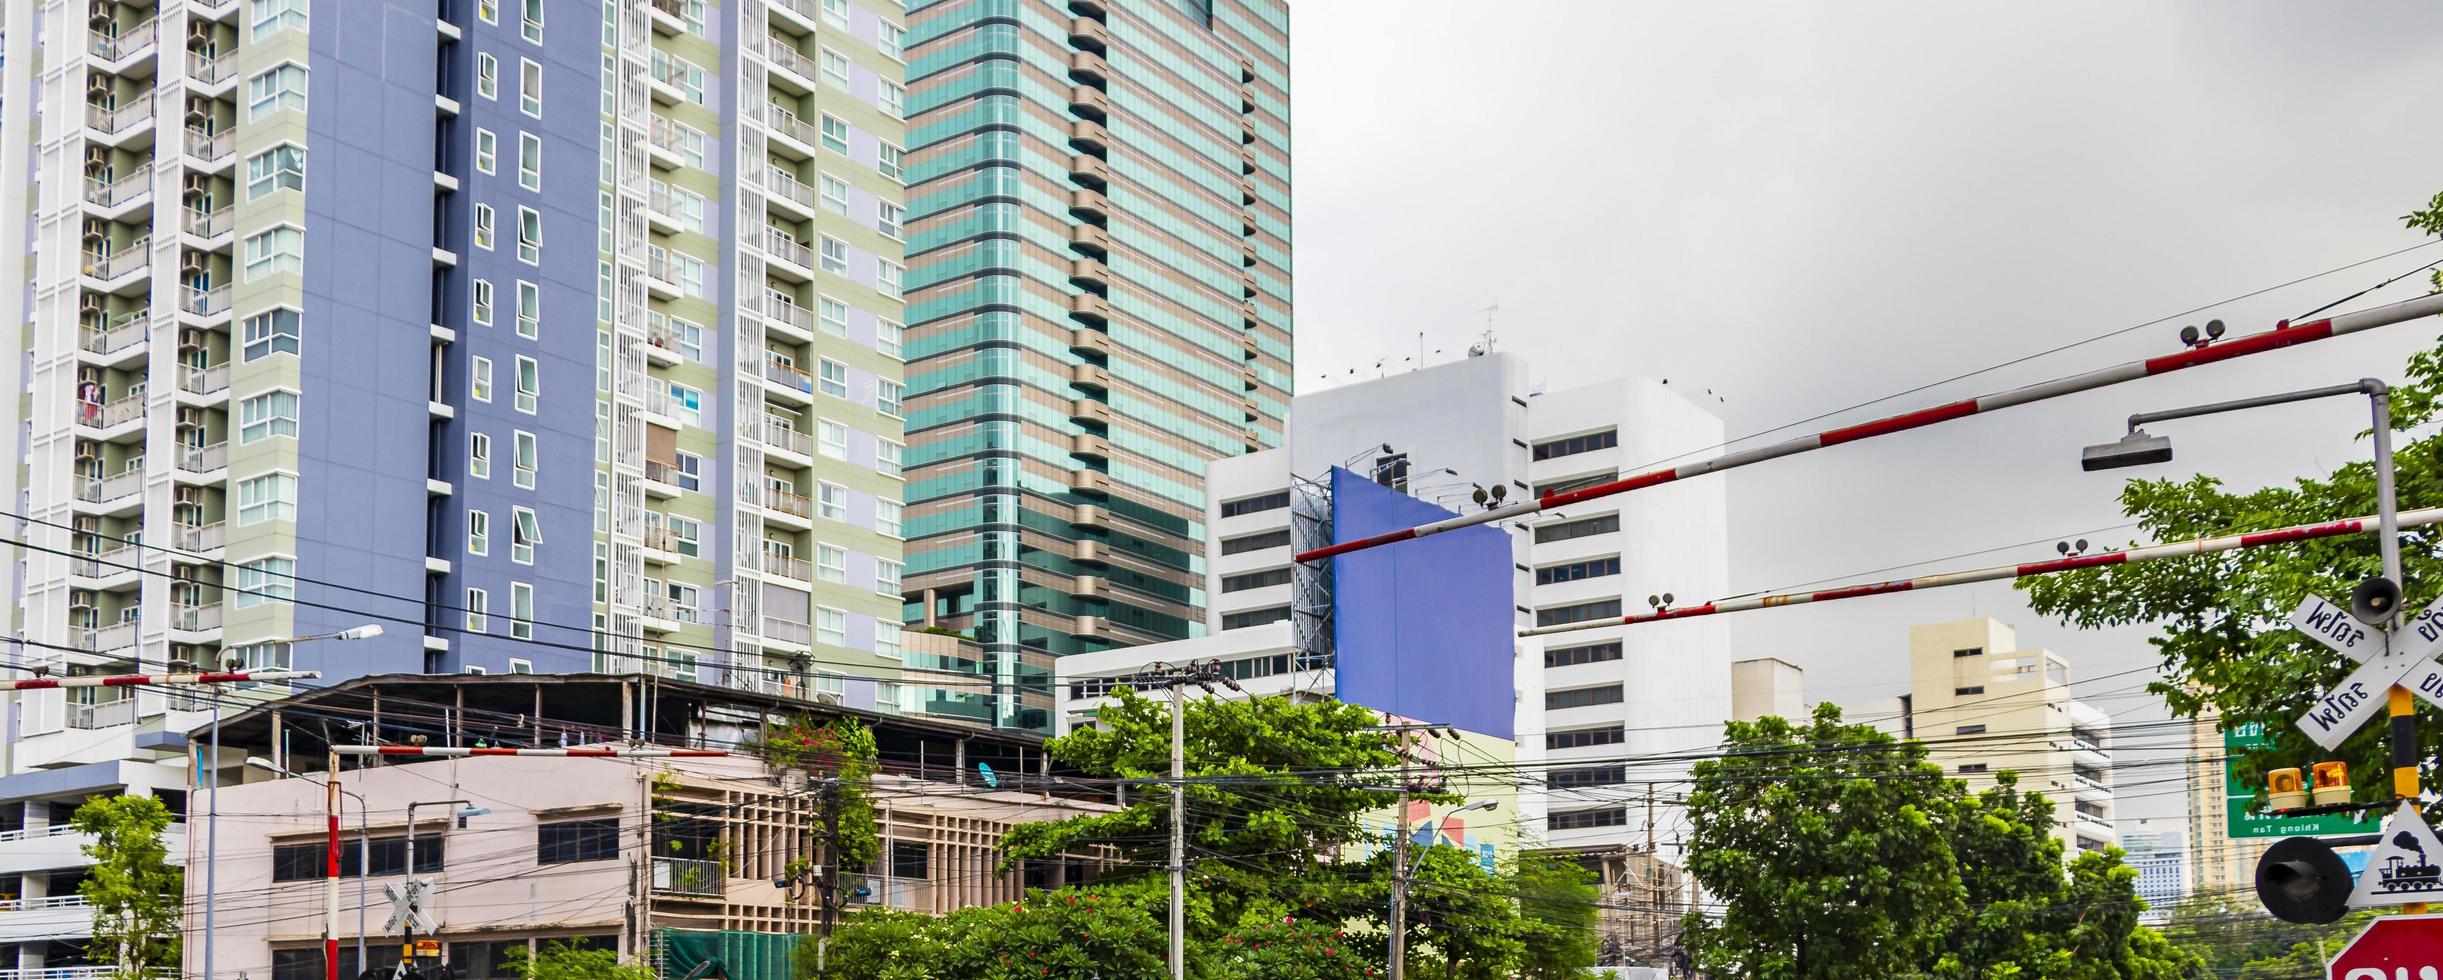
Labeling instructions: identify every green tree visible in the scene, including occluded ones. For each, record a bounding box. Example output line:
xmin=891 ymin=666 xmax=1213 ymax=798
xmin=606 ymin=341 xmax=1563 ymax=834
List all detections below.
xmin=503 ymin=941 xmax=658 ymax=980
xmin=2232 ymin=910 xmax=2377 ymax=979
xmin=2153 ymin=893 xmax=2355 ymax=975
xmin=71 ymin=794 xmax=181 ymax=980
xmin=2020 ymin=191 xmax=2443 ymax=811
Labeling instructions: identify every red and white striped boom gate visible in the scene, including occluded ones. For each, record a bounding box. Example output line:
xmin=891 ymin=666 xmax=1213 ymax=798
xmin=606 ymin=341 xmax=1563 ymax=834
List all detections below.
xmin=332 ymin=745 xmax=731 ymax=757
xmin=1297 ymin=292 xmax=2443 ymax=564
xmin=1520 ymin=506 xmax=2443 ymax=637
xmin=0 ymin=669 xmax=320 ymax=690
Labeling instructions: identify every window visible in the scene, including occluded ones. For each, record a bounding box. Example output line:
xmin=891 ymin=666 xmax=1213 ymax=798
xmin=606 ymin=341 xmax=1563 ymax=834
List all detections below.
xmin=510 ymin=582 xmax=534 ymax=639
xmin=816 ymin=606 xmax=847 ymax=646
xmin=1544 ymin=642 xmax=1623 ymax=668
xmin=1536 ymin=556 xmax=1621 ymax=586
xmin=476 ymin=53 xmax=498 ymax=99
xmin=514 ymin=431 xmax=538 ymax=488
xmin=818 ymin=359 xmax=849 ymax=398
xmin=1220 ymin=491 xmax=1290 ymax=518
xmin=519 ymin=58 xmax=542 ymax=117
xmin=234 ymin=556 xmax=295 ymax=608
xmin=473 ymin=204 xmax=495 ymax=250
xmin=876 ymin=621 xmax=902 ymax=660
xmin=515 ymin=281 xmax=540 ymax=339
xmin=819 ymin=420 xmax=849 ymax=459
xmin=666 ymin=383 xmax=703 ymax=427
xmin=510 ymin=658 xmax=533 ymax=674
xmin=876 ymin=559 xmax=902 ymax=595
xmin=1222 ymin=568 xmax=1291 ymax=592
xmin=668 ymin=515 xmax=701 ymax=558
xmin=1550 ymin=808 xmax=1627 ymax=831
xmin=878 ymin=81 xmax=904 ymax=117
xmin=467 ymin=508 xmax=490 ymax=555
xmin=818 ymin=482 xmax=847 ymax=520
xmin=1955 ymin=686 xmax=1986 ymax=696
xmin=478 ymin=0 xmax=496 ymax=22
xmin=673 ymin=452 xmax=702 ymax=492
xmin=820 ymin=47 xmax=851 ymax=87
xmin=818 ymin=236 xmax=848 ymax=274
xmin=816 ymin=296 xmax=850 ymax=336
xmin=877 ymin=260 xmax=903 ymax=299
xmin=236 ymin=473 xmax=297 ymax=524
xmin=246 ymin=63 xmax=307 ymax=120
xmin=1537 ymin=598 xmax=1622 ymax=629
xmin=821 ymin=0 xmax=848 ymax=26
xmin=518 ymin=133 xmax=542 ymax=191
xmin=819 ymin=173 xmax=849 ymax=214
xmin=819 ymin=113 xmax=849 ymax=153
xmin=516 ymin=206 xmax=541 ymax=264
xmin=877 ymin=320 xmax=903 ymax=358
xmin=249 ymin=0 xmax=307 ymax=39
xmin=512 ymin=507 xmax=541 ymax=564
xmin=1552 ymin=766 xmax=1627 ymax=788
xmin=520 ymin=0 xmax=544 ymax=43
xmin=1956 ymin=725 xmax=1987 ymax=735
xmin=537 ymin=820 xmax=618 ymax=864
xmin=475 ymin=129 xmax=497 ymax=174
xmin=1532 ymin=429 xmax=1619 ymax=461
xmin=665 ymin=582 xmax=700 ymax=623
xmin=243 ymin=226 xmax=303 ymax=280
xmin=1526 ymin=514 xmax=1616 ymax=547
xmin=1546 ymin=726 xmax=1625 ymax=750
xmin=1958 ymin=763 xmax=1990 ymax=774
xmin=472 ymin=279 xmax=495 ymax=326
xmin=239 ymin=390 xmax=299 ymax=443
xmin=466 ymin=588 xmax=489 ymax=633
xmin=817 ymin=545 xmax=847 ymax=583
xmin=1546 ymin=685 xmax=1624 ymax=710
xmin=876 ymin=142 xmax=904 ymax=182
xmin=1221 ymin=530 xmax=1290 ymax=555
xmin=1953 ymin=647 xmax=1984 ymax=658
xmin=1222 ymin=607 xmax=1290 ymax=630
xmin=871 ymin=497 xmax=903 ymax=537
xmin=649 ymin=49 xmax=708 ymax=104
xmin=1535 ymin=471 xmax=1617 ymax=498
xmin=514 ymin=355 xmax=539 ymax=414
xmin=244 ymin=144 xmax=305 ymax=200
xmin=469 ymin=432 xmax=491 ymax=479
xmin=878 ymin=22 xmax=905 ymax=60
xmin=471 ymin=356 xmax=493 ymax=401
xmin=877 ymin=201 xmax=903 ymax=239
xmin=273 ymin=837 xmax=444 ymax=883
xmin=876 ymin=438 xmax=902 ymax=477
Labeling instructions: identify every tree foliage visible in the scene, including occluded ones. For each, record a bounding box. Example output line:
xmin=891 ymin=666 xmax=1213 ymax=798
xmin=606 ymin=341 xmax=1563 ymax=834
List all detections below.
xmin=72 ymin=794 xmax=181 ymax=980
xmin=502 ymin=941 xmax=658 ymax=980
xmin=2020 ymin=192 xmax=2443 ymax=812
xmin=1683 ymin=705 xmax=2205 ymax=978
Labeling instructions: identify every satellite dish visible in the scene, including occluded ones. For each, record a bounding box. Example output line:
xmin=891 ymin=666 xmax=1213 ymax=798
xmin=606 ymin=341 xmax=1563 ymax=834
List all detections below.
xmin=977 ymin=762 xmax=998 ymax=789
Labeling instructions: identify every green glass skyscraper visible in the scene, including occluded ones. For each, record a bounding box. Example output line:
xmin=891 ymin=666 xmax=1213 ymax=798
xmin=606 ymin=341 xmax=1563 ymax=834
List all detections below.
xmin=902 ymin=0 xmax=1291 ymax=729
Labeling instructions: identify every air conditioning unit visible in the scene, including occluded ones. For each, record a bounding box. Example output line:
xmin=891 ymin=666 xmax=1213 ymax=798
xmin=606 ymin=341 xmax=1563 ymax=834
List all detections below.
xmin=86 ymin=74 xmax=110 ymax=100
xmin=84 ymin=146 xmax=109 ymax=168
xmin=70 ymin=589 xmax=97 ymax=611
xmin=175 ymin=407 xmax=203 ymax=430
xmin=174 ymin=486 xmax=203 ymax=506
xmin=72 ymin=516 xmax=101 ymax=535
xmin=183 ymin=95 xmax=210 ymax=126
xmin=74 ymin=442 xmax=101 ymax=462
xmin=181 ymin=172 xmax=210 ymax=197
xmin=171 ymin=564 xmax=200 ymax=582
xmin=179 ymin=251 xmax=206 ymax=275
xmin=186 ymin=20 xmax=212 ymax=47
xmin=80 ymin=293 xmax=107 ymax=314
xmin=178 ymin=327 xmax=205 ymax=350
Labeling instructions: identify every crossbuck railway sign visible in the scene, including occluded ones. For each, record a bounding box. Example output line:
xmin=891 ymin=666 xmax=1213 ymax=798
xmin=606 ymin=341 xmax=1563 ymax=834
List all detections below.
xmin=2293 ymin=593 xmax=2443 ymax=752
xmin=383 ymin=877 xmax=438 ymax=934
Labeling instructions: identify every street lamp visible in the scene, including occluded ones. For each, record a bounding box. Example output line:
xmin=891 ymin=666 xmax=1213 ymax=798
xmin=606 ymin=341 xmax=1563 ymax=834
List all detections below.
xmin=398 ymin=800 xmax=490 ymax=974
xmin=197 ymin=623 xmax=383 ymax=980
xmin=250 ymin=757 xmax=372 ymax=972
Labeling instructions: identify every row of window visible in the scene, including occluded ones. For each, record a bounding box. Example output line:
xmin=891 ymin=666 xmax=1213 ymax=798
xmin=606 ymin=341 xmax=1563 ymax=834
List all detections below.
xmin=463 ymin=581 xmax=538 ymax=641
xmin=1536 ymin=597 xmax=1622 ymax=629
xmin=1220 ymin=606 xmax=1288 ymax=630
xmin=1219 ymin=566 xmax=1290 ymax=593
xmin=464 ymin=506 xmax=544 ymax=564
xmin=1531 ymin=428 xmax=1618 ymax=461
xmin=1534 ymin=555 xmax=1619 ymax=586
xmin=1543 ymin=641 xmax=1622 ymax=669
xmin=1219 ymin=490 xmax=1289 ymax=518
xmin=1545 ymin=725 xmax=1625 ymax=750
xmin=469 ymin=280 xmax=545 ymax=343
xmin=466 ymin=430 xmax=541 ymax=489
xmin=1532 ymin=512 xmax=1618 ymax=545
xmin=1550 ymin=765 xmax=1626 ymax=788
xmin=1219 ymin=529 xmax=1290 ymax=555
xmin=1546 ymin=685 xmax=1623 ymax=710
xmin=1549 ymin=807 xmax=1627 ymax=831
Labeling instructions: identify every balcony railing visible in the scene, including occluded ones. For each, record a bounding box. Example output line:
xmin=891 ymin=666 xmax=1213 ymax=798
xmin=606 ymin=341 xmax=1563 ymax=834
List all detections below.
xmin=83 ymin=237 xmax=150 ymax=280
xmin=763 ymin=104 xmax=821 ymax=148
xmin=762 ymin=229 xmax=814 ymax=270
xmin=179 ymin=441 xmax=227 ymax=473
xmin=0 ymin=895 xmax=94 ymax=912
xmin=764 ymin=356 xmax=814 ymax=395
xmin=76 ymin=471 xmax=144 ymax=504
xmin=84 ymin=164 xmax=153 ymax=207
xmin=647 ymin=115 xmax=693 ymax=158
xmin=759 ymin=421 xmax=810 ymax=456
xmin=766 ymin=297 xmax=817 ymax=335
xmin=183 ymin=205 xmax=232 ymax=238
xmin=186 ymin=126 xmax=233 ymax=162
xmin=651 ymin=857 xmax=722 ymax=896
xmin=769 ymin=0 xmax=819 ymax=24
xmin=174 ymin=522 xmax=225 ymax=552
xmin=766 ymin=168 xmax=816 ymax=209
xmin=185 ymin=284 xmax=231 ymax=316
xmin=761 ymin=616 xmax=811 ymax=646
xmin=765 ymin=40 xmax=818 ymax=82
xmin=763 ymin=486 xmax=811 ymax=519
xmin=644 ymin=458 xmax=679 ymax=487
xmin=74 ymin=620 xmax=139 ymax=653
xmin=643 ymin=525 xmax=681 ymax=554
xmin=76 ymin=394 xmax=146 ymax=429
xmin=88 ymin=19 xmax=156 ymax=61
xmin=759 ymin=551 xmax=812 ymax=583
xmin=645 ymin=254 xmax=685 ymax=289
xmin=66 ymin=698 xmax=138 ymax=730
xmin=169 ymin=602 xmax=222 ymax=632
xmin=70 ymin=545 xmax=139 ymax=578
xmin=181 ymin=362 xmax=230 ymax=395
xmin=0 ymin=825 xmax=81 ymax=845
xmin=188 ymin=51 xmax=233 ymax=85
xmin=79 ymin=320 xmax=146 ymax=357
xmin=85 ymin=99 xmax=152 ymax=135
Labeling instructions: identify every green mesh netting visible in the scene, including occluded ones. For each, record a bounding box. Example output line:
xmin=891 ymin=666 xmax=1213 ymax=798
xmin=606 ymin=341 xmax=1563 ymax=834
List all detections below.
xmin=657 ymin=929 xmax=802 ymax=980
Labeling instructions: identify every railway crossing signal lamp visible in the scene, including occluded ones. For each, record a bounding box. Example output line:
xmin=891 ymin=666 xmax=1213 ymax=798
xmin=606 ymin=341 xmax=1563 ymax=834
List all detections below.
xmin=2268 ymin=768 xmax=2307 ymax=811
xmin=2257 ymin=835 xmax=2354 ymax=924
xmin=2311 ymin=761 xmax=2353 ymax=806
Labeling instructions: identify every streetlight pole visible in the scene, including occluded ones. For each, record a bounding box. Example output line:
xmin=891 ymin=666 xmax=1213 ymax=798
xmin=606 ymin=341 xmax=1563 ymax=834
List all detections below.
xmin=401 ymin=799 xmax=490 ymax=978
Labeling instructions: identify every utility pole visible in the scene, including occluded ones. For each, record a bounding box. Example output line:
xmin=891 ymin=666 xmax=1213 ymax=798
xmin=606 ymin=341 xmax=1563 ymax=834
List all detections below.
xmin=818 ymin=778 xmax=842 ymax=942
xmin=1389 ymin=744 xmax=1409 ymax=980
xmin=1105 ymin=660 xmax=1237 ymax=980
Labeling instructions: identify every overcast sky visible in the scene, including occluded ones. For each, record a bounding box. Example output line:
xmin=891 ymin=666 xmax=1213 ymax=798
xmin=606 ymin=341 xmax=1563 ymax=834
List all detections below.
xmin=1287 ymin=1 xmax=2443 ymax=829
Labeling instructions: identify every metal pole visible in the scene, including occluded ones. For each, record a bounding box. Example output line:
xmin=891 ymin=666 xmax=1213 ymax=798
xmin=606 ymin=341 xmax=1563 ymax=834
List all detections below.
xmin=404 ymin=808 xmax=417 ymax=977
xmin=2368 ymin=386 xmax=2423 ymax=916
xmin=325 ymin=776 xmax=339 ymax=980
xmin=1168 ymin=679 xmax=1185 ymax=980
xmin=207 ymin=708 xmax=219 ymax=980
xmin=1396 ymin=749 xmax=1414 ymax=980
xmin=358 ymin=797 xmax=369 ymax=973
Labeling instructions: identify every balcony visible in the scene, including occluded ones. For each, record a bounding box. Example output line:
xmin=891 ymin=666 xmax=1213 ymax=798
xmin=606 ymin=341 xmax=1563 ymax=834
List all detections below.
xmin=763 ymin=105 xmax=821 ymax=158
xmin=169 ymin=600 xmax=221 ymax=633
xmin=187 ymin=51 xmax=233 ymax=86
xmin=89 ymin=18 xmax=157 ymax=63
xmin=758 ymin=421 xmax=811 ymax=458
xmin=1068 ymin=120 xmax=1110 ymax=154
xmin=647 ymin=0 xmax=690 ymax=33
xmin=75 ymin=471 xmax=144 ymax=505
xmin=765 ymin=297 xmax=818 ymax=339
xmin=1069 ymin=189 xmax=1110 ymax=222
xmin=185 ymin=126 xmax=233 ymax=164
xmin=642 ymin=459 xmax=682 ymax=496
xmin=178 ymin=441 xmax=228 ymax=474
xmin=1070 ymin=259 xmax=1110 ymax=291
xmin=761 ymin=616 xmax=811 ymax=647
xmin=66 ymin=698 xmax=138 ymax=730
xmin=641 ymin=255 xmax=684 ymax=299
xmin=768 ymin=0 xmax=819 ymax=32
xmin=74 ymin=620 xmax=139 ymax=653
xmin=653 ymin=856 xmax=722 ymax=896
xmin=82 ymin=238 xmax=151 ymax=282
xmin=642 ymin=525 xmax=683 ymax=559
xmin=1069 ymin=154 xmax=1112 ymax=188
xmin=1068 ymin=51 xmax=1109 ymax=84
xmin=85 ymin=99 xmax=154 ymax=139
xmin=757 ymin=551 xmax=812 ymax=584
xmin=765 ymin=168 xmax=818 ymax=216
xmin=83 ymin=164 xmax=153 ymax=209
xmin=0 ymin=894 xmax=97 ymax=943
xmin=646 ymin=116 xmax=694 ymax=167
xmin=183 ymin=284 xmax=231 ymax=317
xmin=1067 ymin=294 xmax=1113 ymax=327
xmin=761 ymin=229 xmax=815 ymax=277
xmin=763 ymin=486 xmax=812 ymax=521
xmin=765 ymin=40 xmax=819 ymax=92
xmin=1069 ymin=85 xmax=1110 ymax=121
xmin=1068 ymin=17 xmax=1110 ymax=52
xmin=763 ymin=356 xmax=815 ymax=399
xmin=179 ymin=362 xmax=230 ymax=396
xmin=183 ymin=205 xmax=232 ymax=239
xmin=174 ymin=521 xmax=225 ymax=552
xmin=78 ymin=321 xmax=147 ymax=360
xmin=68 ymin=544 xmax=140 ymax=582
xmin=77 ymin=394 xmax=147 ymax=431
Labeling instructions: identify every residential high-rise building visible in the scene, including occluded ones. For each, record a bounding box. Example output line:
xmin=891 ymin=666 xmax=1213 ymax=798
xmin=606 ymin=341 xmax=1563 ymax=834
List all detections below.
xmin=0 ymin=0 xmax=916 ymax=967
xmin=1900 ymin=618 xmax=2119 ymax=857
xmin=899 ymin=0 xmax=1293 ymax=730
xmin=2121 ymin=828 xmax=2188 ymax=920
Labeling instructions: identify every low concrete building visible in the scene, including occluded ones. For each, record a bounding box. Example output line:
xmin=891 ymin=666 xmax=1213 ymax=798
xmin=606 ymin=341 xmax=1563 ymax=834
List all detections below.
xmin=1729 ymin=658 xmax=1804 ymax=723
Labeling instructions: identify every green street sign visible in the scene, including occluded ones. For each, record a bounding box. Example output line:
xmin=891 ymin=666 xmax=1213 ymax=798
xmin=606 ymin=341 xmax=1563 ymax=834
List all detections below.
xmin=2225 ymin=722 xmax=2380 ymax=839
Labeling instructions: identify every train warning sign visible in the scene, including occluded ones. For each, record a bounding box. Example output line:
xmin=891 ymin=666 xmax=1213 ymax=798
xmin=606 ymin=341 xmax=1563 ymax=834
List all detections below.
xmin=2350 ymin=801 xmax=2443 ymax=908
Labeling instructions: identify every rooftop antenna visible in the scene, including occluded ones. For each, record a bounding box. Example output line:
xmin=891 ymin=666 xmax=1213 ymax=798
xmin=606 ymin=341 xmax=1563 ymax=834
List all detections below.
xmin=1468 ymin=303 xmax=1498 ymax=357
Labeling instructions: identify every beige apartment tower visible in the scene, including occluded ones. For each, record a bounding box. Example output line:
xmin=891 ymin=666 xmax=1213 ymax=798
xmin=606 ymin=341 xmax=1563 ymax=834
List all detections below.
xmin=1906 ymin=618 xmax=2118 ymax=856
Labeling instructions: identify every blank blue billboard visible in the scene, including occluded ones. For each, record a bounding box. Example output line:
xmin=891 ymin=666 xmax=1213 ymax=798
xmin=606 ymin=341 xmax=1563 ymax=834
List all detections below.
xmin=1330 ymin=467 xmax=1516 ymax=739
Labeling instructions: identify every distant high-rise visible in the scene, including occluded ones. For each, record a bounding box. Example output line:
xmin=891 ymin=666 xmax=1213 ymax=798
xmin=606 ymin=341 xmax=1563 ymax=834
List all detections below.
xmin=1902 ymin=619 xmax=2119 ymax=858
xmin=901 ymin=0 xmax=1292 ymax=729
